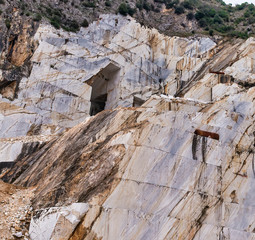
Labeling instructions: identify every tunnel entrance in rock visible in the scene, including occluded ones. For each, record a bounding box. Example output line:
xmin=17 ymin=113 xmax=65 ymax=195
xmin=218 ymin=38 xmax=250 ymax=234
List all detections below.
xmin=90 ymin=94 xmax=108 ymax=116
xmin=133 ymin=96 xmax=145 ymax=107
xmin=88 ymin=63 xmax=120 ymax=116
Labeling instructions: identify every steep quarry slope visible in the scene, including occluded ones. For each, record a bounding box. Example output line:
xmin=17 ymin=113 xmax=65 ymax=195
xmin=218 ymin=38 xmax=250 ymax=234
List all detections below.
xmin=3 ymin=14 xmax=255 ymax=240
xmin=0 ymin=14 xmax=216 ymax=138
xmin=4 ymin=91 xmax=255 ymax=239
xmin=0 ymin=14 xmax=218 ymax=169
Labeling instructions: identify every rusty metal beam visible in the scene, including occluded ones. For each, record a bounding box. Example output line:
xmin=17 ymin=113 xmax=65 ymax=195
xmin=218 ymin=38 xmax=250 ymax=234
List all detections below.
xmin=194 ymin=129 xmax=219 ymax=140
xmin=209 ymin=69 xmax=225 ymax=75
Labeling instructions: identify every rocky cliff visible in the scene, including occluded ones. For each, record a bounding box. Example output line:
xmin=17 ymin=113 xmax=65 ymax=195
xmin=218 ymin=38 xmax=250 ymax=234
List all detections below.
xmin=0 ymin=14 xmax=217 ymax=170
xmin=1 ymin=13 xmax=255 ymax=240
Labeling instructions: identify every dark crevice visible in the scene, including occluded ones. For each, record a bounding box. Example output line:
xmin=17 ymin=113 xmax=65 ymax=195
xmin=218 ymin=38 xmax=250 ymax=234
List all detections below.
xmin=192 ymin=134 xmax=198 ymax=160
xmin=7 ymin=34 xmax=18 ymax=62
xmin=252 ymin=153 xmax=255 ymax=178
xmin=90 ymin=94 xmax=107 ymax=116
xmin=236 ymin=80 xmax=255 ymax=89
xmin=0 ymin=162 xmax=15 ymax=173
xmin=201 ymin=137 xmax=207 ymax=163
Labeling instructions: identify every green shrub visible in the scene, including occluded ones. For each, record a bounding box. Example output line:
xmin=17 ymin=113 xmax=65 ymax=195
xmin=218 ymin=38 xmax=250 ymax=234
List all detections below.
xmin=215 ymin=0 xmax=226 ymax=6
xmin=181 ymin=1 xmax=193 ymax=10
xmin=143 ymin=2 xmax=151 ymax=11
xmin=208 ymin=9 xmax=216 ymax=17
xmin=33 ymin=13 xmax=42 ymax=22
xmin=68 ymin=20 xmax=80 ymax=31
xmin=213 ymin=15 xmax=222 ymax=24
xmin=248 ymin=17 xmax=255 ymax=24
xmin=175 ymin=6 xmax=185 ymax=15
xmin=53 ymin=8 xmax=62 ymax=17
xmin=235 ymin=17 xmax=244 ymax=24
xmin=165 ymin=0 xmax=180 ymax=9
xmin=195 ymin=11 xmax=205 ymax=20
xmin=198 ymin=18 xmax=207 ymax=27
xmin=244 ymin=10 xmax=250 ymax=18
xmin=81 ymin=19 xmax=89 ymax=27
xmin=236 ymin=3 xmax=247 ymax=11
xmin=118 ymin=3 xmax=128 ymax=16
xmin=166 ymin=3 xmax=174 ymax=9
xmin=187 ymin=12 xmax=194 ymax=20
xmin=82 ymin=1 xmax=96 ymax=8
xmin=50 ymin=20 xmax=60 ymax=29
xmin=45 ymin=7 xmax=53 ymax=16
xmin=118 ymin=3 xmax=136 ymax=16
xmin=105 ymin=0 xmax=111 ymax=7
xmin=128 ymin=5 xmax=136 ymax=16
xmin=136 ymin=1 xmax=142 ymax=10
xmin=5 ymin=19 xmax=10 ymax=29
xmin=50 ymin=15 xmax=61 ymax=29
xmin=218 ymin=10 xmax=229 ymax=21
xmin=229 ymin=30 xmax=248 ymax=39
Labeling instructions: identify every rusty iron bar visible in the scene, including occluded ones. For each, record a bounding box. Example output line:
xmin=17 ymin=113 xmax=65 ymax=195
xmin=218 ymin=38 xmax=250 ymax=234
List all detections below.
xmin=209 ymin=69 xmax=225 ymax=75
xmin=194 ymin=129 xmax=220 ymax=140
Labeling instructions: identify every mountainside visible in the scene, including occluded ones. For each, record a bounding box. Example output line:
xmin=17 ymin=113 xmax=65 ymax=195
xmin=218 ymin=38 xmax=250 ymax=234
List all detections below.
xmin=0 ymin=1 xmax=255 ymax=240
xmin=1 ymin=0 xmax=255 ymax=38
xmin=0 ymin=14 xmax=218 ymax=169
xmin=2 ymin=7 xmax=255 ymax=240
xmin=4 ymin=90 xmax=255 ymax=239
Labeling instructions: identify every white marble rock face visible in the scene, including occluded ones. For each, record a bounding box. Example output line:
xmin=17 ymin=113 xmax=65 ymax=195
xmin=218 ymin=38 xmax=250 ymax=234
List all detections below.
xmin=0 ymin=14 xmax=219 ymax=165
xmin=0 ymin=14 xmax=217 ymax=140
xmin=3 ymin=13 xmax=255 ymax=240
xmin=29 ymin=203 xmax=89 ymax=240
xmin=28 ymin=90 xmax=255 ymax=239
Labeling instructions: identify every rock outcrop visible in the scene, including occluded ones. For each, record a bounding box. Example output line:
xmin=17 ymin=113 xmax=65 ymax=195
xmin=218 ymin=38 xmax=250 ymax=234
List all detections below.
xmin=0 ymin=14 xmax=217 ymax=170
xmin=3 ymin=14 xmax=255 ymax=240
xmin=4 ymin=89 xmax=255 ymax=239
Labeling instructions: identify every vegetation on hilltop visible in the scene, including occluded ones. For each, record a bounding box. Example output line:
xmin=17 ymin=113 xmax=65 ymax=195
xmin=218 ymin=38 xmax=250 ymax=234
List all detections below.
xmin=116 ymin=0 xmax=255 ymax=38
xmin=0 ymin=0 xmax=255 ymax=38
xmin=165 ymin=0 xmax=253 ymax=38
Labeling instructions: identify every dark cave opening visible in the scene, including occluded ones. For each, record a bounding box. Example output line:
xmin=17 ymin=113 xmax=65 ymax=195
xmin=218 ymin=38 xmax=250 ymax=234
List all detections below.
xmin=90 ymin=93 xmax=108 ymax=116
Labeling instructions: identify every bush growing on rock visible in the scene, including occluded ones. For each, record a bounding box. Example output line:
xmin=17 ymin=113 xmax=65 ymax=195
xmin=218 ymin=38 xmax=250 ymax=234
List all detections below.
xmin=5 ymin=19 xmax=10 ymax=29
xmin=105 ymin=0 xmax=111 ymax=7
xmin=82 ymin=1 xmax=96 ymax=8
xmin=181 ymin=0 xmax=194 ymax=10
xmin=118 ymin=3 xmax=128 ymax=16
xmin=33 ymin=13 xmax=42 ymax=22
xmin=187 ymin=12 xmax=194 ymax=20
xmin=81 ymin=19 xmax=89 ymax=27
xmin=175 ymin=6 xmax=185 ymax=14
xmin=118 ymin=3 xmax=136 ymax=16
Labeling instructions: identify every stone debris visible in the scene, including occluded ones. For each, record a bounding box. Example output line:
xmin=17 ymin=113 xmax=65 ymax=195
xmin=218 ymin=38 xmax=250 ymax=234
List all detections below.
xmin=13 ymin=232 xmax=23 ymax=238
xmin=0 ymin=135 xmax=57 ymax=144
xmin=29 ymin=203 xmax=89 ymax=240
xmin=0 ymin=180 xmax=34 ymax=240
